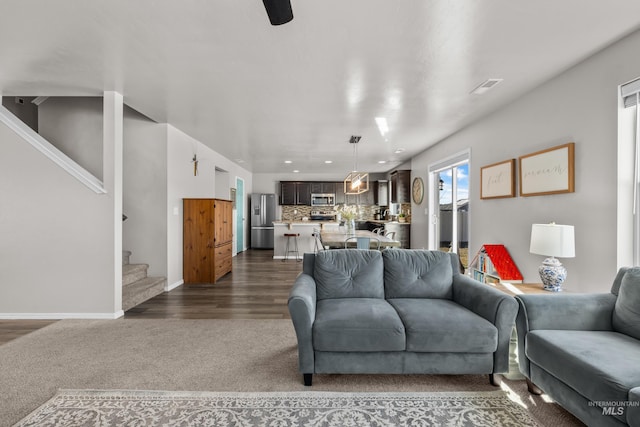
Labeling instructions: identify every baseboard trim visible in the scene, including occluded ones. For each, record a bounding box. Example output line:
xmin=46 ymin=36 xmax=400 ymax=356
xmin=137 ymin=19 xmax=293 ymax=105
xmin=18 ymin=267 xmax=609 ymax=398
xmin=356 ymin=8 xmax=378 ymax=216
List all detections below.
xmin=0 ymin=310 xmax=125 ymax=320
xmin=272 ymin=255 xmax=303 ymax=260
xmin=166 ymin=280 xmax=183 ymax=292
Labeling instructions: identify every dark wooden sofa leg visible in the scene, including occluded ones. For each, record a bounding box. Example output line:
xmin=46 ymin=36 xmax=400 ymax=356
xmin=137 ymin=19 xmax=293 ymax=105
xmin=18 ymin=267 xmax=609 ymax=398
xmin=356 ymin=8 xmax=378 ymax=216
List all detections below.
xmin=489 ymin=374 xmax=502 ymax=386
xmin=303 ymin=374 xmax=313 ymax=386
xmin=526 ymin=378 xmax=543 ymax=395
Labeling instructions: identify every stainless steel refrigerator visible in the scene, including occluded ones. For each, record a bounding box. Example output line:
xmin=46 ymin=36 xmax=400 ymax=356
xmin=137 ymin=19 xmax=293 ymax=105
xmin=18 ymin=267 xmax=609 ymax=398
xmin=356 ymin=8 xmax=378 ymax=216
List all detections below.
xmin=250 ymin=193 xmax=276 ymax=249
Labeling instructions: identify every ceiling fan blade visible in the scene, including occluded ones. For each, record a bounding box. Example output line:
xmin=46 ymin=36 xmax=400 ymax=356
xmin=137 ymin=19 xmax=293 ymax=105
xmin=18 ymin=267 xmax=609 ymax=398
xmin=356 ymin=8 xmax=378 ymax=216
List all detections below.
xmin=262 ymin=0 xmax=293 ymax=25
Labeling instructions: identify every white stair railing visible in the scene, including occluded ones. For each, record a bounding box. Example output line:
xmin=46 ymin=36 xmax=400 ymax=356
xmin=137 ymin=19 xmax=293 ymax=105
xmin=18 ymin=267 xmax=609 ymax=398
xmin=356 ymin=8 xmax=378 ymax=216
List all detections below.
xmin=0 ymin=104 xmax=106 ymax=194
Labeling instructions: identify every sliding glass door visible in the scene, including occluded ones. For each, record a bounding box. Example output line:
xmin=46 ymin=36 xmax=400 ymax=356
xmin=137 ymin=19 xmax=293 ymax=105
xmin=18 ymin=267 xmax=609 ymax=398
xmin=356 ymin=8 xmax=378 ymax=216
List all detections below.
xmin=429 ymin=152 xmax=470 ymax=270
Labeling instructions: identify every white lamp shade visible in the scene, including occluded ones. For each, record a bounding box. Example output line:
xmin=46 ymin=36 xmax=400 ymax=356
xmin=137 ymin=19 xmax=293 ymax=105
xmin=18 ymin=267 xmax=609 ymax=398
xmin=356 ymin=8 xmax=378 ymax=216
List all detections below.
xmin=530 ymin=223 xmax=575 ymax=258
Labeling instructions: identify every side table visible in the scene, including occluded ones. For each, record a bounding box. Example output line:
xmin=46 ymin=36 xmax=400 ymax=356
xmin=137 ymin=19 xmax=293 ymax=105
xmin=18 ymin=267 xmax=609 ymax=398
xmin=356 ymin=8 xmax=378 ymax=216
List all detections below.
xmin=490 ymin=282 xmax=548 ymax=380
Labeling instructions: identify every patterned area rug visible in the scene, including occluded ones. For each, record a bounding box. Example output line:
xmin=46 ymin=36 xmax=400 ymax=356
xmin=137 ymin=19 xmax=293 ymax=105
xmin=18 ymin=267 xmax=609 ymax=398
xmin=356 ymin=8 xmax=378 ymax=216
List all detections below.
xmin=15 ymin=389 xmax=539 ymax=426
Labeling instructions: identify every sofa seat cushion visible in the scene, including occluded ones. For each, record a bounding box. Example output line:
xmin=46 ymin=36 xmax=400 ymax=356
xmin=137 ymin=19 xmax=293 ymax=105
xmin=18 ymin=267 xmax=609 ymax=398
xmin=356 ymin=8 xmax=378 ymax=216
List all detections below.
xmin=387 ymin=298 xmax=498 ymax=353
xmin=313 ymin=298 xmax=405 ymax=352
xmin=526 ymin=330 xmax=640 ymax=408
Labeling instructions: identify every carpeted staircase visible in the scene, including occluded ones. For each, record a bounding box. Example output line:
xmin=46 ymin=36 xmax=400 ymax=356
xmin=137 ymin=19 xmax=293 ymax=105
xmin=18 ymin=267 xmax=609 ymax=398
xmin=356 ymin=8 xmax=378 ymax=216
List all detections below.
xmin=122 ymin=250 xmax=166 ymax=311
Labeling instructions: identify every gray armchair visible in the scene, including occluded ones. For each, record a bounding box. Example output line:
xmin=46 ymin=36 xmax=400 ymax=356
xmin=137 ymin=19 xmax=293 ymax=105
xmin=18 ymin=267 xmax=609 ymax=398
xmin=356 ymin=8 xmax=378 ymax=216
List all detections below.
xmin=516 ymin=267 xmax=640 ymax=427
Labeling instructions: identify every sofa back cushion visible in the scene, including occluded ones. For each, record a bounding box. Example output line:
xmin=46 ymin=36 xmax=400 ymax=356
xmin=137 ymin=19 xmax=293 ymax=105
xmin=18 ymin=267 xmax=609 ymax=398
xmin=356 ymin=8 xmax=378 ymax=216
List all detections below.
xmin=314 ymin=249 xmax=384 ymax=300
xmin=610 ymin=267 xmax=630 ymax=296
xmin=383 ymin=249 xmax=453 ymax=299
xmin=612 ymin=267 xmax=640 ymax=340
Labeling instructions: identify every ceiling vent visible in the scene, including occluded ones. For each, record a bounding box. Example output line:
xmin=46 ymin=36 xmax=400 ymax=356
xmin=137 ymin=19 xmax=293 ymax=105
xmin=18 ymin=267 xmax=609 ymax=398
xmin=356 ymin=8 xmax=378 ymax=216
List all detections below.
xmin=471 ymin=79 xmax=503 ymax=95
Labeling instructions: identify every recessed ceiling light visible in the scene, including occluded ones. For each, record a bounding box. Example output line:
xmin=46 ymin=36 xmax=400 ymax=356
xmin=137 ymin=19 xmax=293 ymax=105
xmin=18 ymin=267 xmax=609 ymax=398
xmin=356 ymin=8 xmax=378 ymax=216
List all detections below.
xmin=394 ymin=148 xmax=405 ymax=154
xmin=471 ymin=79 xmax=503 ymax=95
xmin=284 ymin=160 xmax=293 ymax=164
xmin=375 ymin=117 xmax=389 ymax=137
xmin=293 ymin=170 xmax=299 ymax=173
xmin=378 ymin=160 xmax=387 ymax=164
xmin=325 ymin=160 xmax=333 ymax=164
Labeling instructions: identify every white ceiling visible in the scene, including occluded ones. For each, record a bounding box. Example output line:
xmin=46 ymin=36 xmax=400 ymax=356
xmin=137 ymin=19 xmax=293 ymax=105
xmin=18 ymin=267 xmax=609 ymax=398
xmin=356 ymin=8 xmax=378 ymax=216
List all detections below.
xmin=2 ymin=1 xmax=640 ymax=175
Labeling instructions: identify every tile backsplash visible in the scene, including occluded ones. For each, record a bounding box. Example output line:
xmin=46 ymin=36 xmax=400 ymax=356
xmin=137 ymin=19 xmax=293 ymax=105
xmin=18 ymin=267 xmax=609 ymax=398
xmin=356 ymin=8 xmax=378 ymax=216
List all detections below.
xmin=282 ymin=205 xmax=313 ymax=220
xmin=281 ymin=204 xmax=411 ymax=221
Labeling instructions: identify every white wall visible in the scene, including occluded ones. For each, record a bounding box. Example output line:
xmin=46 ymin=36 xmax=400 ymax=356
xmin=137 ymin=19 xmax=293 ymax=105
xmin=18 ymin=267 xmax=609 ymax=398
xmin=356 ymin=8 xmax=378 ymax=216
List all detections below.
xmin=38 ymin=97 xmax=104 ymax=180
xmin=411 ymin=29 xmax=640 ymax=293
xmin=0 ymin=94 xmax=256 ymax=316
xmin=166 ymin=125 xmax=252 ymax=288
xmin=0 ymin=96 xmax=121 ymax=317
xmin=123 ymin=107 xmax=168 ymax=277
xmin=215 ymin=168 xmax=231 ymax=199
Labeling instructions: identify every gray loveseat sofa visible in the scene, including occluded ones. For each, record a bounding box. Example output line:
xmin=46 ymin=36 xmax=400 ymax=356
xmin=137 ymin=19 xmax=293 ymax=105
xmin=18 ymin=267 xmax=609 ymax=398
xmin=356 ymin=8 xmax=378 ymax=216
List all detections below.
xmin=516 ymin=267 xmax=640 ymax=427
xmin=288 ymin=249 xmax=518 ymax=386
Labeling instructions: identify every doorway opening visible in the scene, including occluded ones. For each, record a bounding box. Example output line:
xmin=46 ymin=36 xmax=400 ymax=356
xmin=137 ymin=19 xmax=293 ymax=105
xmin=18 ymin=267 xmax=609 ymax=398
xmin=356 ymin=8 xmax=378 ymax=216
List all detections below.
xmin=236 ymin=177 xmax=245 ymax=253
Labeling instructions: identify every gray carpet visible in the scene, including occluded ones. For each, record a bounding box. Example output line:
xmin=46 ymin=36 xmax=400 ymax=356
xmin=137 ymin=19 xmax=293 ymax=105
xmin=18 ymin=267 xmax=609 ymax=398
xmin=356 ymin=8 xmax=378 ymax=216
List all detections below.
xmin=0 ymin=319 xmax=583 ymax=426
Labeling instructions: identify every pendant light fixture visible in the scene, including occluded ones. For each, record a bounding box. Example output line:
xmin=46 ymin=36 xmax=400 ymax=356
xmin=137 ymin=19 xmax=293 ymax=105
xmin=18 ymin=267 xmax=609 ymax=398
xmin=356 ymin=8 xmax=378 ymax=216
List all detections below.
xmin=344 ymin=135 xmax=369 ymax=195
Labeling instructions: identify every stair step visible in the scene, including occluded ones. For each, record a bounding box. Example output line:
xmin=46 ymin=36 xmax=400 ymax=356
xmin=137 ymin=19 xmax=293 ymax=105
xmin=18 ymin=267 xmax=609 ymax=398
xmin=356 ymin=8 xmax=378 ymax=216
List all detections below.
xmin=122 ymin=276 xmax=166 ymax=312
xmin=123 ymin=264 xmax=149 ymax=286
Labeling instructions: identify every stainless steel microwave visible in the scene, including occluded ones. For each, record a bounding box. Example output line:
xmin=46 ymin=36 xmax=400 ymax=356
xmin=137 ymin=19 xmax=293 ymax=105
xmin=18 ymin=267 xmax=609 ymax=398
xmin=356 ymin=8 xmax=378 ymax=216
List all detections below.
xmin=311 ymin=193 xmax=335 ymax=207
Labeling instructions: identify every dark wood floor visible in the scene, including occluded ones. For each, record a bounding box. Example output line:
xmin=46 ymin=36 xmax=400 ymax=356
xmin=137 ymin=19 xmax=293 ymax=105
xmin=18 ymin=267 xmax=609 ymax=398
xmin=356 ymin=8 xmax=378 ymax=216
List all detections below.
xmin=125 ymin=249 xmax=299 ymax=319
xmin=0 ymin=249 xmax=301 ymax=345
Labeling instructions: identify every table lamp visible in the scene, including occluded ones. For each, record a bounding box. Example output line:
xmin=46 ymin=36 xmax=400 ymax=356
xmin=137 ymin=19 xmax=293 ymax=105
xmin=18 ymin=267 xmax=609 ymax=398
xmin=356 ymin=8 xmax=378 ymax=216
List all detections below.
xmin=529 ymin=223 xmax=575 ymax=292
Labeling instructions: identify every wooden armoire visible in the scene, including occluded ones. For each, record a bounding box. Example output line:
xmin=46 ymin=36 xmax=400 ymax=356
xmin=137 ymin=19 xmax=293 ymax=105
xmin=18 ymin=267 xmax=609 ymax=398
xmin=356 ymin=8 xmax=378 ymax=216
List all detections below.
xmin=183 ymin=198 xmax=233 ymax=284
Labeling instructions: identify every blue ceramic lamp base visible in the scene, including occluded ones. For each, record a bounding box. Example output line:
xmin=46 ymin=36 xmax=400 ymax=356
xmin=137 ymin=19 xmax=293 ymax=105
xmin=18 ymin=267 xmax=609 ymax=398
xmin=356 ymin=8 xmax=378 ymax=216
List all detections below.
xmin=538 ymin=257 xmax=567 ymax=292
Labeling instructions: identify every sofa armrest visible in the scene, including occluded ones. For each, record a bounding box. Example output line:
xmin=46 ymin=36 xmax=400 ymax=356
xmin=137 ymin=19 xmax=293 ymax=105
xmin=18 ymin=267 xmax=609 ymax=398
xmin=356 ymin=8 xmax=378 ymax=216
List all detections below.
xmin=515 ymin=293 xmax=616 ymax=378
xmin=287 ymin=273 xmax=317 ymax=374
xmin=452 ymin=274 xmax=518 ymax=373
xmin=515 ymin=293 xmax=616 ymax=332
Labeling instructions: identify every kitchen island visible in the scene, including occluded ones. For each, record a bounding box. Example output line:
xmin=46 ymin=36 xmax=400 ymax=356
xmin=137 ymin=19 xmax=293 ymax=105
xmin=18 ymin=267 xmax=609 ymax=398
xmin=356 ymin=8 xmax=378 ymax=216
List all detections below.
xmin=319 ymin=229 xmax=401 ymax=249
xmin=273 ymin=221 xmax=340 ymax=260
xmin=366 ymin=220 xmax=411 ymax=248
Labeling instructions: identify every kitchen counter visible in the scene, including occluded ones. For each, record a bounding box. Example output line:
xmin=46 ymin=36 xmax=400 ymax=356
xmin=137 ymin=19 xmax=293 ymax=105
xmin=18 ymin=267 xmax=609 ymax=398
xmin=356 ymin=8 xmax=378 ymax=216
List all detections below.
xmin=361 ymin=220 xmax=411 ymax=248
xmin=272 ymin=220 xmax=410 ymax=256
xmin=273 ymin=220 xmax=339 ymax=225
xmin=273 ymin=222 xmax=340 ymax=259
xmin=367 ymin=220 xmax=411 ymax=225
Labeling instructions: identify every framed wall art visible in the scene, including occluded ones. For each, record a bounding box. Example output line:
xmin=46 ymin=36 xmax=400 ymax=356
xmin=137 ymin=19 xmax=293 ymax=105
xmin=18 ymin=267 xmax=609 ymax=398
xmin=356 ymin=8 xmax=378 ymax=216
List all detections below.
xmin=480 ymin=159 xmax=516 ymax=199
xmin=519 ymin=142 xmax=575 ymax=197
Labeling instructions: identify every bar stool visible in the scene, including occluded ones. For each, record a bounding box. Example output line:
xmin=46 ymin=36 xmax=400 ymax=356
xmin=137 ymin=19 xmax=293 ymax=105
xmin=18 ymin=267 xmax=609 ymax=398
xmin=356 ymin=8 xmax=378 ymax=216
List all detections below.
xmin=283 ymin=233 xmax=301 ymax=262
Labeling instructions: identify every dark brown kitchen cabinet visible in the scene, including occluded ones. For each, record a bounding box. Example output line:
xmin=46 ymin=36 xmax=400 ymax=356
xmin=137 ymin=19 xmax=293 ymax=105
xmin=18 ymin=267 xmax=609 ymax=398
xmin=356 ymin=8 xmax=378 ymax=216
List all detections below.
xmin=335 ymin=182 xmax=345 ymax=204
xmin=336 ymin=180 xmax=375 ymax=205
xmin=375 ymin=180 xmax=389 ymax=206
xmin=280 ymin=182 xmax=311 ymax=205
xmin=390 ymin=170 xmax=411 ymax=203
xmin=297 ymin=182 xmax=311 ymax=205
xmin=361 ymin=187 xmax=375 ymax=205
xmin=183 ymin=198 xmax=233 ymax=284
xmin=280 ymin=182 xmax=297 ymax=205
xmin=310 ymin=182 xmax=336 ymax=194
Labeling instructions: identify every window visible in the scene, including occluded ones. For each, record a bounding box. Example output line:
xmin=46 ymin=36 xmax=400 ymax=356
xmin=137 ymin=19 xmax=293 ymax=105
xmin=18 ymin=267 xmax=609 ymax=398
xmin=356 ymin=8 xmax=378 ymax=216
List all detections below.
xmin=619 ymin=78 xmax=640 ymax=267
